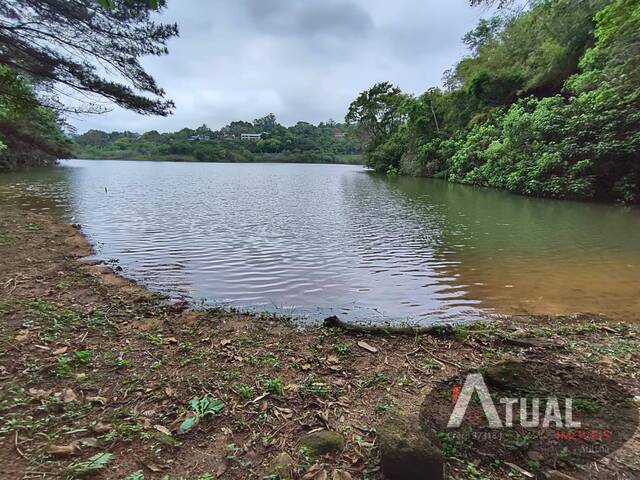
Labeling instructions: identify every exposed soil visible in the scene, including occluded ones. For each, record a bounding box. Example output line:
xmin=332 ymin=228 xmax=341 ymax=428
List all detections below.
xmin=0 ymin=203 xmax=638 ymax=480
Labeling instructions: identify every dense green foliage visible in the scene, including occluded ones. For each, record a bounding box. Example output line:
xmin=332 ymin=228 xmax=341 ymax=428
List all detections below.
xmin=74 ymin=115 xmax=361 ymax=164
xmin=0 ymin=66 xmax=71 ymax=169
xmin=0 ymin=0 xmax=175 ymax=170
xmin=348 ymin=0 xmax=640 ymax=202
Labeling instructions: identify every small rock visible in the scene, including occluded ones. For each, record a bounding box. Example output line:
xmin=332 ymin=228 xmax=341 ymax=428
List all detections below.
xmin=378 ymin=413 xmax=444 ymax=480
xmin=547 ymin=471 xmax=578 ymax=480
xmin=78 ymin=258 xmax=103 ymax=266
xmin=527 ymin=450 xmax=543 ymax=462
xmin=300 ymin=430 xmax=345 ymax=455
xmin=483 ymin=361 xmax=536 ymax=391
xmin=266 ymin=452 xmax=295 ymax=478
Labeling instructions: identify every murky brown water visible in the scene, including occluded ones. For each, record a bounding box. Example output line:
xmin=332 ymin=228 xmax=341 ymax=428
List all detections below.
xmin=1 ymin=160 xmax=638 ymax=324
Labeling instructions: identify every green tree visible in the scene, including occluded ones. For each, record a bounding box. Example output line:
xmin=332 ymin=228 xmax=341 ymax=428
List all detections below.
xmin=346 ymin=0 xmax=639 ymax=202
xmin=0 ymin=66 xmax=71 ymax=169
xmin=0 ymin=0 xmax=177 ymax=115
xmin=345 ymin=82 xmax=409 ymax=171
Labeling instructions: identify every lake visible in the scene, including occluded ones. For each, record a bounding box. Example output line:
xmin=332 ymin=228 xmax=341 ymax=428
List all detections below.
xmin=1 ymin=159 xmax=639 ymax=325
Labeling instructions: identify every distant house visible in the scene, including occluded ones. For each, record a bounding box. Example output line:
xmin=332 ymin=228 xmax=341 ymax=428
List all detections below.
xmin=333 ymin=128 xmax=346 ymax=138
xmin=240 ymin=133 xmax=264 ymax=141
xmin=187 ymin=134 xmax=211 ymax=141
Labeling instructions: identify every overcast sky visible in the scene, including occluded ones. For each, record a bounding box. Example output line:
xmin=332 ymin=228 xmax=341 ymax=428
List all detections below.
xmin=70 ymin=0 xmax=492 ymax=133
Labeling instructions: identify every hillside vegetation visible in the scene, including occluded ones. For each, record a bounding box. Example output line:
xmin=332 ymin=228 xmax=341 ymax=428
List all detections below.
xmin=347 ymin=0 xmax=640 ymax=202
xmin=74 ymin=115 xmax=361 ymax=164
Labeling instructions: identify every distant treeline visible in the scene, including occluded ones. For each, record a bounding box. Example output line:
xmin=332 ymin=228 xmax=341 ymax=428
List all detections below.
xmin=347 ymin=0 xmax=640 ymax=203
xmin=74 ymin=114 xmax=362 ymax=164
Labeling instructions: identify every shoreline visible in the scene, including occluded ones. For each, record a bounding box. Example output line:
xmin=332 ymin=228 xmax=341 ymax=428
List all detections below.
xmin=67 ymin=155 xmax=364 ymax=166
xmin=0 ymin=204 xmax=638 ymax=479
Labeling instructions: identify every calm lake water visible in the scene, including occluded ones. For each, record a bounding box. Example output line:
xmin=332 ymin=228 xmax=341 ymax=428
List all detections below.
xmin=1 ymin=159 xmax=639 ymax=325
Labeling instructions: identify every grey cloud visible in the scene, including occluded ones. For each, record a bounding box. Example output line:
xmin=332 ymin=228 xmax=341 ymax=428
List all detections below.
xmin=70 ymin=0 xmax=491 ymax=134
xmin=245 ymin=0 xmax=373 ymax=38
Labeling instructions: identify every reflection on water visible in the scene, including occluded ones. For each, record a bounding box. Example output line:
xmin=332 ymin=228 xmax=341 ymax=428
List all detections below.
xmin=1 ymin=160 xmax=638 ymax=324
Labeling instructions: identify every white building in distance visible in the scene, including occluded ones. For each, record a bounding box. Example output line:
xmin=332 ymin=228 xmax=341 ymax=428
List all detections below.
xmin=240 ymin=133 xmax=264 ymax=141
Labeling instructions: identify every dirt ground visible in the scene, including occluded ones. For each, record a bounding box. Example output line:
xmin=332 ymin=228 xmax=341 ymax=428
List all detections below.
xmin=0 ymin=203 xmax=638 ymax=480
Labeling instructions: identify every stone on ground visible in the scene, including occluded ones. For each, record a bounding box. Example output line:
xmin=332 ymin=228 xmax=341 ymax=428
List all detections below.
xmin=299 ymin=430 xmax=345 ymax=455
xmin=378 ymin=413 xmax=444 ymax=480
xmin=482 ymin=361 xmax=536 ymax=391
xmin=266 ymin=452 xmax=295 ymax=478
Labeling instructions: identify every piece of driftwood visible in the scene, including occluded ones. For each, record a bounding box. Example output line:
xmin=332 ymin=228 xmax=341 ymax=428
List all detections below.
xmin=322 ymin=316 xmax=454 ymax=336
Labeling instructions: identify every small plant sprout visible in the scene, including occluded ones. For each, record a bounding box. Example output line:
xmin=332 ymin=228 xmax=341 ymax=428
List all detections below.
xmin=66 ymin=452 xmax=113 ymax=477
xmin=179 ymin=395 xmax=224 ymax=434
xmin=74 ymin=350 xmax=92 ymax=363
xmin=123 ymin=471 xmax=145 ymax=480
xmin=266 ymin=377 xmax=283 ymax=395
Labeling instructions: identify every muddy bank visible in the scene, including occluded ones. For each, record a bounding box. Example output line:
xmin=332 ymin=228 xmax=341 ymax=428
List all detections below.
xmin=0 ymin=204 xmax=638 ymax=479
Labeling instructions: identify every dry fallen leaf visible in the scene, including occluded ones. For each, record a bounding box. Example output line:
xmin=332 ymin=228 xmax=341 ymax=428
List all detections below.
xmin=301 ymin=464 xmax=323 ymax=480
xmin=251 ymin=392 xmax=270 ymax=403
xmin=87 ymin=396 xmax=107 ymax=405
xmin=357 ymin=341 xmax=378 ymax=353
xmin=80 ymin=437 xmax=99 ymax=448
xmin=28 ymin=388 xmax=52 ymax=400
xmin=52 ymin=346 xmax=68 ymax=355
xmin=216 ymin=459 xmax=229 ymax=477
xmin=332 ymin=470 xmax=353 ymax=480
xmin=503 ymin=462 xmax=534 ymax=478
xmin=303 ymin=468 xmax=328 ymax=480
xmin=92 ymin=422 xmax=112 ymax=434
xmin=142 ymin=461 xmax=163 ymax=473
xmin=47 ymin=443 xmax=79 ymax=456
xmin=58 ymin=388 xmax=77 ymax=403
xmin=154 ymin=424 xmax=172 ymax=436
xmin=14 ymin=332 xmax=29 ymax=342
